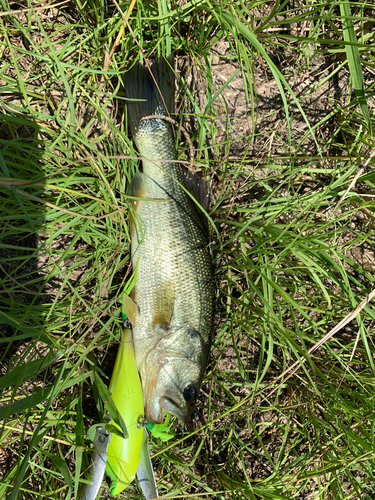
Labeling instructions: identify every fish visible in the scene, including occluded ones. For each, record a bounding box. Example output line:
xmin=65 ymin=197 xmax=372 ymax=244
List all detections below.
xmin=124 ymin=56 xmax=215 ymax=424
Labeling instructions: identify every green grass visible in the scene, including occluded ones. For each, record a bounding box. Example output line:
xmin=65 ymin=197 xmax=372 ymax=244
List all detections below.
xmin=1 ymin=0 xmax=375 ymax=499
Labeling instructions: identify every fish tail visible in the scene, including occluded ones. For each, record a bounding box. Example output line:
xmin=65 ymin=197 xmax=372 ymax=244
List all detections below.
xmin=125 ymin=56 xmax=175 ymax=141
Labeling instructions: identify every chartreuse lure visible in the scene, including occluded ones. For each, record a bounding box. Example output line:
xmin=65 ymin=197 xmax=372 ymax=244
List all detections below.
xmin=104 ymin=324 xmax=144 ymax=496
xmin=80 ymin=317 xmax=144 ymax=500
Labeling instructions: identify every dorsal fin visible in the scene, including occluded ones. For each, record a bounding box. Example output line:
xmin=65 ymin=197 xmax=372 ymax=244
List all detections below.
xmin=181 ymin=167 xmax=210 ymax=213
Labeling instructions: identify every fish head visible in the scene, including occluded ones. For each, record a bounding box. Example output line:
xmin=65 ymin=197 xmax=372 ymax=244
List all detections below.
xmin=140 ymin=324 xmax=207 ymax=424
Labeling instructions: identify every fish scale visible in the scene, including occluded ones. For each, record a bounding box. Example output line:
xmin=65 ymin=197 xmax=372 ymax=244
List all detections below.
xmin=125 ymin=58 xmax=215 ymax=423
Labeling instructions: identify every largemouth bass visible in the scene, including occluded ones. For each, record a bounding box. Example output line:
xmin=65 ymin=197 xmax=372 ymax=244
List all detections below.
xmin=124 ymin=57 xmax=215 ymax=424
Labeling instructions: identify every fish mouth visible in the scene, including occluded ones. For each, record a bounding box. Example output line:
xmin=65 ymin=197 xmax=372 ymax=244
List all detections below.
xmin=145 ymin=390 xmax=188 ymax=424
xmin=143 ymin=376 xmax=189 ymax=424
xmin=160 ymin=395 xmax=188 ymax=422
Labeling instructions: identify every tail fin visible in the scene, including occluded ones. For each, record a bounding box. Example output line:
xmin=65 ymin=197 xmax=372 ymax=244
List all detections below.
xmin=125 ymin=56 xmax=175 ymax=140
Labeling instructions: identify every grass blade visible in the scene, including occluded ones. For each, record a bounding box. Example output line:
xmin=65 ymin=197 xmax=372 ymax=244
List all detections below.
xmin=340 ymin=1 xmax=371 ymax=132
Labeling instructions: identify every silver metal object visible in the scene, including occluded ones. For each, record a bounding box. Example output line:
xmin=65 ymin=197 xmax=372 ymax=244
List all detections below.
xmin=80 ymin=426 xmax=111 ymax=500
xmin=136 ymin=428 xmax=159 ymax=499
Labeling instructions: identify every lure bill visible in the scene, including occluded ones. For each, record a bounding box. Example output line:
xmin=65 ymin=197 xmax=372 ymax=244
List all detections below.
xmin=80 ymin=427 xmax=111 ymax=500
xmin=136 ymin=428 xmax=159 ymax=500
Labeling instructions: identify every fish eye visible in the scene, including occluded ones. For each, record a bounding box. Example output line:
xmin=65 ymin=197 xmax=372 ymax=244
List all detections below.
xmin=183 ymin=384 xmax=199 ymax=402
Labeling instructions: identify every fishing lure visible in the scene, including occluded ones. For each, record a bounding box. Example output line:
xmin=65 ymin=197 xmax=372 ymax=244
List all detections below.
xmin=80 ymin=321 xmax=143 ymax=498
xmin=104 ymin=323 xmax=144 ymax=495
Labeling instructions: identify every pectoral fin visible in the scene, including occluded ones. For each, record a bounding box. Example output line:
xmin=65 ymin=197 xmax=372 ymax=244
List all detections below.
xmin=152 ymin=282 xmax=175 ymax=328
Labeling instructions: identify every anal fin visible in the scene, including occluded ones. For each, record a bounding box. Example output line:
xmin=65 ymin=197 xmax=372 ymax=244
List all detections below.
xmin=129 ymin=172 xmax=145 ymax=210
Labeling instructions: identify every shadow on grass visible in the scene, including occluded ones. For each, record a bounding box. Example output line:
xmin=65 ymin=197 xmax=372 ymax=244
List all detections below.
xmin=0 ymin=110 xmax=61 ymax=491
xmin=0 ymin=110 xmax=55 ymax=404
